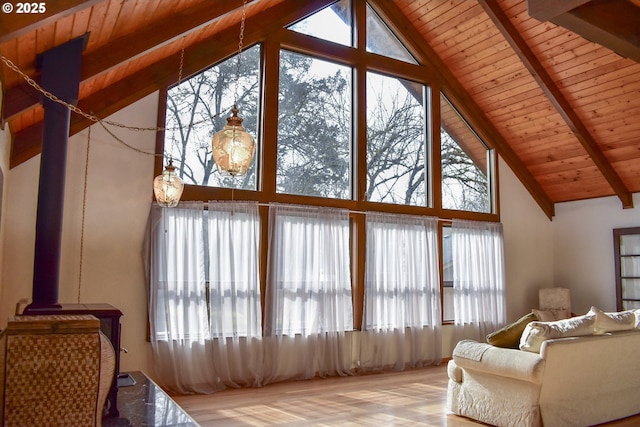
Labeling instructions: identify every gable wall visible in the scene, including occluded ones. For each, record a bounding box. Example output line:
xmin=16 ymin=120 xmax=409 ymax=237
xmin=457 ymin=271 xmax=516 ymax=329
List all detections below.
xmin=0 ymin=92 xmax=159 ymax=374
xmin=1 ymin=92 xmax=624 ymax=372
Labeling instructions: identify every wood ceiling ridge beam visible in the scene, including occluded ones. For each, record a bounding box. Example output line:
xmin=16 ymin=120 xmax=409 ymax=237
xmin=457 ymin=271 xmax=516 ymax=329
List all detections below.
xmin=370 ymin=0 xmax=555 ymax=219
xmin=551 ymin=0 xmax=640 ymax=64
xmin=526 ymin=0 xmax=591 ymax=23
xmin=10 ymin=0 xmax=335 ymax=168
xmin=2 ymin=0 xmax=254 ymax=123
xmin=0 ymin=0 xmax=102 ymax=43
xmin=479 ymin=0 xmax=633 ymax=210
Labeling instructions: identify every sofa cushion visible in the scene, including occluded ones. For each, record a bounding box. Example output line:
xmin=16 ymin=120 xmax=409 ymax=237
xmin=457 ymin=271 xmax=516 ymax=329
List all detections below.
xmin=591 ymin=306 xmax=637 ymax=334
xmin=486 ymin=312 xmax=538 ymax=348
xmin=452 ymin=341 xmax=546 ymax=384
xmin=454 ymin=339 xmax=493 ymax=361
xmin=519 ymin=312 xmax=596 ymax=353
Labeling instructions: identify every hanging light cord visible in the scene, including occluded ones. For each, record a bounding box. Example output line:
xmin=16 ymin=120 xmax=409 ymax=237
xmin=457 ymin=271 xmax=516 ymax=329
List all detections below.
xmin=77 ymin=125 xmax=91 ymax=303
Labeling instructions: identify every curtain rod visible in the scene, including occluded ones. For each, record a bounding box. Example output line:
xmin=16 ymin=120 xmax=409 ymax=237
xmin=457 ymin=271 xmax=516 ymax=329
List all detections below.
xmin=184 ymin=201 xmax=457 ymax=222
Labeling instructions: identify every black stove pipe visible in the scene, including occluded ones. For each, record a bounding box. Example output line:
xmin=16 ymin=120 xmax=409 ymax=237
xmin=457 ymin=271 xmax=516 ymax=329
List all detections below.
xmin=24 ymin=34 xmax=88 ymax=313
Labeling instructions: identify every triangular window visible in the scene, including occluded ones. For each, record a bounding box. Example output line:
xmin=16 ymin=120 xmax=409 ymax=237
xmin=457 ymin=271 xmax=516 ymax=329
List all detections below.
xmin=288 ymin=0 xmax=352 ymax=47
xmin=440 ymin=93 xmax=492 ymax=213
xmin=366 ymin=3 xmax=417 ymax=64
xmin=289 ymin=1 xmax=417 ymax=64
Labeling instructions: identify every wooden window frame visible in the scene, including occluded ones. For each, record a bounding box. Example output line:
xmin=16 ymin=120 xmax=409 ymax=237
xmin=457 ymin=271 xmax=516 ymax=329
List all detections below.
xmin=154 ymin=0 xmax=501 ymax=327
xmin=613 ymin=226 xmax=640 ymax=311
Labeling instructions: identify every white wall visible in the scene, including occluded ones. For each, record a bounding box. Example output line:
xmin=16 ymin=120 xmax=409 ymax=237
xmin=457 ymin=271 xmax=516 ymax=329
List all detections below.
xmin=0 ymin=92 xmax=159 ymax=374
xmin=498 ymin=157 xmax=555 ymax=320
xmin=553 ymin=193 xmax=640 ymax=314
xmin=0 ymin=82 xmax=10 ymax=309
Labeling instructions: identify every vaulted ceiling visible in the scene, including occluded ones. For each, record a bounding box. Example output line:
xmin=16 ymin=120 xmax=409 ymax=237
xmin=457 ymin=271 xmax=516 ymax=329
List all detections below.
xmin=1 ymin=0 xmax=639 ymax=219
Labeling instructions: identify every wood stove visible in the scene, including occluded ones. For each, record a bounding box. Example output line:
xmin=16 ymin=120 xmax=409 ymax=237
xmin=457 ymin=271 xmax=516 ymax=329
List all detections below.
xmin=24 ymin=303 xmax=123 ymax=417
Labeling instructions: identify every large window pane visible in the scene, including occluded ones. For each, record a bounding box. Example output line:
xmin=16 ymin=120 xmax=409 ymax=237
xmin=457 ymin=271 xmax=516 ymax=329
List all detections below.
xmin=207 ymin=202 xmax=261 ymax=338
xmin=364 ymin=213 xmax=440 ymax=329
xmin=164 ymin=45 xmax=261 ymax=190
xmin=266 ymin=205 xmax=353 ymax=336
xmin=442 ymin=226 xmax=454 ymax=322
xmin=366 ymin=72 xmax=427 ymax=206
xmin=277 ymin=51 xmax=352 ymax=199
xmin=440 ymin=93 xmax=491 ymax=213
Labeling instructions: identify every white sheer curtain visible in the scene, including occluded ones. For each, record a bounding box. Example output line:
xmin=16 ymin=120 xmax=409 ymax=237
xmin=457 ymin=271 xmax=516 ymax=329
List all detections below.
xmin=206 ymin=201 xmax=263 ymax=388
xmin=360 ymin=213 xmax=442 ymax=371
xmin=146 ymin=202 xmax=216 ymax=393
xmin=452 ymin=219 xmax=506 ymax=342
xmin=146 ymin=201 xmax=262 ymax=393
xmin=263 ymin=204 xmax=353 ymax=383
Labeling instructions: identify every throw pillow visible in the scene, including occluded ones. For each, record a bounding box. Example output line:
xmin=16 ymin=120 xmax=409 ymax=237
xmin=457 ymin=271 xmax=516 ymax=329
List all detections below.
xmin=519 ymin=312 xmax=596 ymax=353
xmin=590 ymin=306 xmax=637 ymax=334
xmin=532 ymin=308 xmax=571 ymax=321
xmin=486 ymin=312 xmax=538 ymax=348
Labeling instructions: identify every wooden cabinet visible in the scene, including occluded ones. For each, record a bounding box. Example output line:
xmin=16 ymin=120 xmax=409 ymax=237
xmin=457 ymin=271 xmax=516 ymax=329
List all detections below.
xmin=613 ymin=227 xmax=640 ymax=311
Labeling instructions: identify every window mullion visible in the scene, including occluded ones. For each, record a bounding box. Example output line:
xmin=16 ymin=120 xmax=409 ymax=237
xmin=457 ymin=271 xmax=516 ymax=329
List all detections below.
xmin=431 ymin=84 xmax=442 ymax=212
xmin=352 ymin=213 xmax=366 ymax=330
xmin=260 ymin=38 xmax=280 ymax=197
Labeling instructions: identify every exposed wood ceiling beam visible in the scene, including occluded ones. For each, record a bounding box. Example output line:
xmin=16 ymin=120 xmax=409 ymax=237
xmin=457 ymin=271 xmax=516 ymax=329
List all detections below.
xmin=528 ymin=0 xmax=640 ymax=63
xmin=0 ymin=0 xmax=101 ymax=43
xmin=370 ymin=0 xmax=555 ymax=219
xmin=479 ymin=0 xmax=634 ymax=210
xmin=526 ymin=0 xmax=590 ymax=22
xmin=2 ymin=80 xmax=39 ymax=125
xmin=10 ymin=0 xmax=335 ymax=168
xmin=3 ymin=0 xmax=253 ymax=123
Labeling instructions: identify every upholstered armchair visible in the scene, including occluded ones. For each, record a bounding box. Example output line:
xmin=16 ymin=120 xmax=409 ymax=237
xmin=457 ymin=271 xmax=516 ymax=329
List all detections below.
xmin=0 ymin=315 xmax=115 ymax=427
xmin=537 ymin=287 xmax=572 ymax=320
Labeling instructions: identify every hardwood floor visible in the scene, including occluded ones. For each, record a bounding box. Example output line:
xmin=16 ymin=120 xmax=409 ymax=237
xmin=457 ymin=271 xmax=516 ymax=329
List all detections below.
xmin=171 ymin=364 xmax=640 ymax=426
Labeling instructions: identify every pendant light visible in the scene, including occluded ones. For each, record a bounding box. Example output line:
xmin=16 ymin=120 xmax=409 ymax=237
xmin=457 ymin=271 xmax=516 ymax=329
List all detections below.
xmin=211 ymin=105 xmax=255 ymax=176
xmin=153 ymin=159 xmax=184 ymax=207
xmin=211 ymin=0 xmax=255 ymax=177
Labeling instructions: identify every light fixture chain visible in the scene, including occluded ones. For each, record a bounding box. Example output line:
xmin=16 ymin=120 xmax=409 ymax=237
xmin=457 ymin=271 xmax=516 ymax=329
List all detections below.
xmin=0 ymin=53 xmax=160 ymax=131
xmin=234 ymin=0 xmax=248 ymax=105
xmin=0 ymin=53 xmax=232 ymax=135
xmin=178 ymin=37 xmax=186 ymax=84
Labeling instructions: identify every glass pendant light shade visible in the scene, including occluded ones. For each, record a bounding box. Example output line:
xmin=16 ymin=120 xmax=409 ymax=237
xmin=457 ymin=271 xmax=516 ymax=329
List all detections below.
xmin=153 ymin=159 xmax=184 ymax=207
xmin=211 ymin=106 xmax=255 ymax=176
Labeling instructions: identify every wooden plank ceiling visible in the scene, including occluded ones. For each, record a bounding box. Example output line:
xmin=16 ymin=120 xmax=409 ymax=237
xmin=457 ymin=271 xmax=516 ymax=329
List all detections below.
xmin=1 ymin=0 xmax=639 ymax=218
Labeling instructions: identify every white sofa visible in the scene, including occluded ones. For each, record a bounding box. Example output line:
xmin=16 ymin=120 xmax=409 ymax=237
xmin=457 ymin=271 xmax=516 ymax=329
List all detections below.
xmin=446 ymin=308 xmax=640 ymax=427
